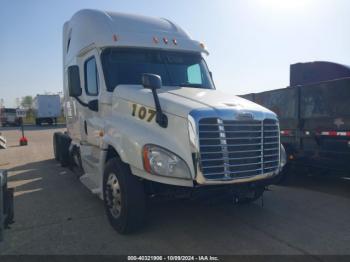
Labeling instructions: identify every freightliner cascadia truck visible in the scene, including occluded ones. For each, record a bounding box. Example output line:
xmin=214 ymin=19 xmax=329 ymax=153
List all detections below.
xmin=54 ymin=9 xmax=286 ymax=234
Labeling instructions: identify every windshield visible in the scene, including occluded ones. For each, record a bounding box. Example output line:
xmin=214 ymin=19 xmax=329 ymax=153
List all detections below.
xmin=4 ymin=109 xmax=16 ymax=113
xmin=101 ymin=48 xmax=215 ymax=92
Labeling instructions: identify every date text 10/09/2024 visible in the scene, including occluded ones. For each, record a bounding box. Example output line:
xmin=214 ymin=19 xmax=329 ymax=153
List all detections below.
xmin=127 ymin=256 xmax=220 ymax=261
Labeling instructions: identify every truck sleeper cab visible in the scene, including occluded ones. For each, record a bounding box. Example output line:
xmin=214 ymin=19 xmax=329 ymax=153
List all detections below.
xmin=54 ymin=9 xmax=286 ymax=234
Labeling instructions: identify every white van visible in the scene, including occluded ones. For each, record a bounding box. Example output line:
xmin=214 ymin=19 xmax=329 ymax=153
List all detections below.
xmin=54 ymin=9 xmax=286 ymax=234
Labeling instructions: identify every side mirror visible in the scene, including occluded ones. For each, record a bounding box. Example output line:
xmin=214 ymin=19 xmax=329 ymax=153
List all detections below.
xmin=68 ymin=65 xmax=82 ymax=97
xmin=141 ymin=73 xmax=167 ymax=128
xmin=142 ymin=74 xmax=162 ymax=90
xmin=88 ymin=99 xmax=98 ymax=112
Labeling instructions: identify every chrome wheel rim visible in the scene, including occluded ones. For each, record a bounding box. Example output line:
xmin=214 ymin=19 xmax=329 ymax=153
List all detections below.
xmin=105 ymin=173 xmax=122 ymax=218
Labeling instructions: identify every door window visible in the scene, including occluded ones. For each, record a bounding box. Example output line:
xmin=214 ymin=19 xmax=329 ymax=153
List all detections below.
xmin=84 ymin=57 xmax=99 ymax=96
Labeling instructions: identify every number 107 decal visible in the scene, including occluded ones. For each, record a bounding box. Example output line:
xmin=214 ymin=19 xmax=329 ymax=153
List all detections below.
xmin=132 ymin=104 xmax=156 ymax=122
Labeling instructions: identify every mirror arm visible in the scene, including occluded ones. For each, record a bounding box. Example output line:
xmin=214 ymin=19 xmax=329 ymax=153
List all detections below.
xmin=74 ymin=96 xmax=89 ymax=107
xmin=151 ymin=89 xmax=168 ymax=128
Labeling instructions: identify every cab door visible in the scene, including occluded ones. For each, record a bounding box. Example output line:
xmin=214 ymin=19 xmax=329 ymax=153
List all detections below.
xmin=79 ymin=49 xmax=105 ymax=191
xmin=81 ymin=50 xmax=104 ymax=148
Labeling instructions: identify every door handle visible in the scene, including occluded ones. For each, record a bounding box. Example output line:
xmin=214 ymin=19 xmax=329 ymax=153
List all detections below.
xmin=84 ymin=120 xmax=88 ymax=135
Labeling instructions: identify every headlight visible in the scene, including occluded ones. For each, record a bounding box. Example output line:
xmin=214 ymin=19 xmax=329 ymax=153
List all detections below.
xmin=280 ymin=144 xmax=287 ymax=169
xmin=142 ymin=145 xmax=192 ymax=179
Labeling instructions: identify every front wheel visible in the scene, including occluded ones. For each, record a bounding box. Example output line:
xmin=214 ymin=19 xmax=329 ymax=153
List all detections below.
xmin=103 ymin=157 xmax=146 ymax=234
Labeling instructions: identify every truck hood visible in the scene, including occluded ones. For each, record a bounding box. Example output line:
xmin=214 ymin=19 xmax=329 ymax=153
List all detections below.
xmin=114 ymin=85 xmax=276 ymax=118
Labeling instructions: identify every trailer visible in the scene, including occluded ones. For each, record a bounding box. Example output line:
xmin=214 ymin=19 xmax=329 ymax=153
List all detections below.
xmin=33 ymin=95 xmax=61 ymax=125
xmin=241 ymin=62 xmax=350 ymax=177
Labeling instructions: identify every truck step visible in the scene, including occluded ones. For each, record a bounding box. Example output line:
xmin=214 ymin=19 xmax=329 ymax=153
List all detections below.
xmin=80 ymin=173 xmax=101 ymax=195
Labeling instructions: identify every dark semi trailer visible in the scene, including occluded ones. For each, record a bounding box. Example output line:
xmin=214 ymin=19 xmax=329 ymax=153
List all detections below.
xmin=241 ymin=61 xmax=350 ymax=178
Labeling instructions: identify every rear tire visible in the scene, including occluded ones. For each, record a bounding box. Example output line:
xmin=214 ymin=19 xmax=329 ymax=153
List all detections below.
xmin=4 ymin=188 xmax=14 ymax=227
xmin=57 ymin=133 xmax=71 ymax=167
xmin=53 ymin=132 xmax=60 ymax=161
xmin=103 ymin=157 xmax=146 ymax=234
xmin=69 ymin=145 xmax=84 ymax=177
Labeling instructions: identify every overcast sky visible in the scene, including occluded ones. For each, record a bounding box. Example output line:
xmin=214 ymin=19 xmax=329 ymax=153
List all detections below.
xmin=1 ymin=0 xmax=349 ymax=107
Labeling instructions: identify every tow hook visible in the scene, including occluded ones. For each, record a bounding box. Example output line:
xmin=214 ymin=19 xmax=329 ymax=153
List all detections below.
xmin=232 ymin=186 xmax=267 ymax=207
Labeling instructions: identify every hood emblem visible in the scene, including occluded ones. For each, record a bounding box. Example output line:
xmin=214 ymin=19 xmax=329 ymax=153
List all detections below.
xmin=237 ymin=112 xmax=254 ymax=120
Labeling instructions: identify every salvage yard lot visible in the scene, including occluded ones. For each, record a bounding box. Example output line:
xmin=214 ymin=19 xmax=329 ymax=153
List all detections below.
xmin=0 ymin=126 xmax=350 ymax=255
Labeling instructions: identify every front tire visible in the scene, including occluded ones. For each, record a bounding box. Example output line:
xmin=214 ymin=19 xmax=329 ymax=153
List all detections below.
xmin=103 ymin=157 xmax=146 ymax=234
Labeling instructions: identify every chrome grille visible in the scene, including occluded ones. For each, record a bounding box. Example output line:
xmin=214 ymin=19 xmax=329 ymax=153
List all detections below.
xmin=198 ymin=118 xmax=279 ymax=180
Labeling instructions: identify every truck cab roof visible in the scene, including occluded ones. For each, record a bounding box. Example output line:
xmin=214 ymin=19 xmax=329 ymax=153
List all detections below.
xmin=63 ymin=9 xmax=208 ymax=65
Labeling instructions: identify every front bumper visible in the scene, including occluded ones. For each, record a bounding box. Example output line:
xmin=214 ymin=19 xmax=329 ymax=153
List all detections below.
xmin=195 ymin=169 xmax=280 ymax=185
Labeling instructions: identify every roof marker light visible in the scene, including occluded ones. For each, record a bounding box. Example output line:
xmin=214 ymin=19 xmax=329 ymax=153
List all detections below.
xmin=163 ymin=37 xmax=168 ymax=44
xmin=153 ymin=37 xmax=159 ymax=44
xmin=112 ymin=34 xmax=118 ymax=42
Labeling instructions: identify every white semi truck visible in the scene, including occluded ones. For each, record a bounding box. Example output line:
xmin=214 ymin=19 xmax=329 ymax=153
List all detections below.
xmin=33 ymin=94 xmax=61 ymax=125
xmin=54 ymin=9 xmax=286 ymax=234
